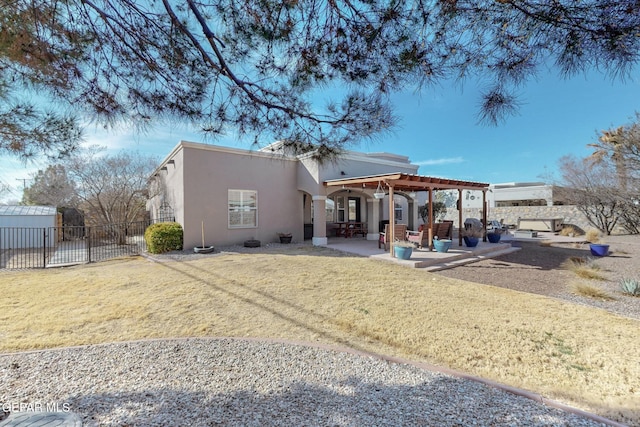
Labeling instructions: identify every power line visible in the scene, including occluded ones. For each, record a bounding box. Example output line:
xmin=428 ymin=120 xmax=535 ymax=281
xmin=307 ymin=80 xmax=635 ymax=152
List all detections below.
xmin=15 ymin=178 xmax=32 ymax=189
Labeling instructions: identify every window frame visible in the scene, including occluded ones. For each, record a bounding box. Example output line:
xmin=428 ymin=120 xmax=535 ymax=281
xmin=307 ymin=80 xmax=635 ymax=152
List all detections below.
xmin=228 ymin=189 xmax=258 ymax=229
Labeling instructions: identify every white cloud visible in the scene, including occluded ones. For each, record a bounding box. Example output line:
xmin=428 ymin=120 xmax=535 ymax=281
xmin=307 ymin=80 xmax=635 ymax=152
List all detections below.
xmin=414 ymin=157 xmax=465 ymax=166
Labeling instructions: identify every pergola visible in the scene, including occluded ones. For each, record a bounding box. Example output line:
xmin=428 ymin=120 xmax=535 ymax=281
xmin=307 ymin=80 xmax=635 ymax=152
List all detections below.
xmin=324 ymin=173 xmax=490 ymax=255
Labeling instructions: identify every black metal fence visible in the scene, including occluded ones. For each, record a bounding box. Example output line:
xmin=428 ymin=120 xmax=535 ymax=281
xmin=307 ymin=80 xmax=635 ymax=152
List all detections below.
xmin=0 ymin=220 xmax=156 ymax=269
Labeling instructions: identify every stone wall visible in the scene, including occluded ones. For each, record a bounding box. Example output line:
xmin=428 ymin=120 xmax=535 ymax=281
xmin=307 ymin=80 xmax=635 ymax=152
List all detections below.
xmin=443 ymin=205 xmax=596 ymax=233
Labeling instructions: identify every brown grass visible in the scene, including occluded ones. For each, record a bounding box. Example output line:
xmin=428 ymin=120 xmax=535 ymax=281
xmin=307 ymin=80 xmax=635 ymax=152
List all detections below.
xmin=571 ymin=282 xmax=615 ymax=300
xmin=559 ymin=225 xmax=584 ymax=237
xmin=1 ymin=249 xmax=639 ymax=424
xmin=585 ymin=228 xmax=602 ymax=243
xmin=562 ymin=257 xmax=607 ymax=280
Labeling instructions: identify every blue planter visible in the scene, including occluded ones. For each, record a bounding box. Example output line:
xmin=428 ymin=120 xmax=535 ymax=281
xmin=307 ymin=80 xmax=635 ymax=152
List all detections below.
xmin=487 ymin=233 xmax=501 ymax=243
xmin=394 ymin=246 xmax=413 ymax=260
xmin=433 ymin=239 xmax=452 ymax=253
xmin=463 ymin=236 xmax=479 ymax=247
xmin=589 ymin=243 xmax=609 ymax=257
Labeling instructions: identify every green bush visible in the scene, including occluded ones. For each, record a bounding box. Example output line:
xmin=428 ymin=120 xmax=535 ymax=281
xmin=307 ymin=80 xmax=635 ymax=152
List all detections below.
xmin=144 ymin=222 xmax=183 ymax=254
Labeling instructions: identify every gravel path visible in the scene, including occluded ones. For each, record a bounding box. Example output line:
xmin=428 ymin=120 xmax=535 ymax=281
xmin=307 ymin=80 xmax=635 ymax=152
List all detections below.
xmin=0 ymin=339 xmax=613 ymax=426
xmin=434 ymin=235 xmax=640 ymax=320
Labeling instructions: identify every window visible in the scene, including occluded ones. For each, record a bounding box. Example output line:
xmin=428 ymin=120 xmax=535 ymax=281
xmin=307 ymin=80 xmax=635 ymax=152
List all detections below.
xmin=394 ymin=201 xmax=403 ymax=221
xmin=228 ymin=190 xmax=257 ymax=228
xmin=336 ymin=196 xmax=346 ymax=222
xmin=325 ymin=198 xmax=335 ymax=222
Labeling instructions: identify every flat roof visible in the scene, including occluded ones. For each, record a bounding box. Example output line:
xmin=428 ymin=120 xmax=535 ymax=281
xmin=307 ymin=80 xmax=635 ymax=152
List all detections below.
xmin=324 ymin=173 xmax=489 ymax=192
xmin=0 ymin=205 xmax=57 ymax=216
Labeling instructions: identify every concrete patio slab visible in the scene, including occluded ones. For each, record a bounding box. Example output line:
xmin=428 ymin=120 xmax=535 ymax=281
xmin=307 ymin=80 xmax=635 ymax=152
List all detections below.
xmin=323 ymin=230 xmax=585 ymax=270
xmin=324 ymin=236 xmax=520 ymax=270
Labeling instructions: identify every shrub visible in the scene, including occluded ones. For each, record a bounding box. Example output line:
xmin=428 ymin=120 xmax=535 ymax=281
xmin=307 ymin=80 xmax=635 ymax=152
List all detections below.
xmin=619 ymin=278 xmax=640 ymax=296
xmin=571 ymin=282 xmax=615 ymax=300
xmin=145 ymin=222 xmax=183 ymax=254
xmin=562 ymin=257 xmax=606 ymax=280
xmin=584 ymin=228 xmax=602 ymax=243
xmin=559 ymin=225 xmax=584 ymax=237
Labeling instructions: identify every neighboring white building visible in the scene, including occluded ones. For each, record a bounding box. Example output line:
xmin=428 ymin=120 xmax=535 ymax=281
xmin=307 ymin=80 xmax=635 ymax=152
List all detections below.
xmin=448 ymin=182 xmax=565 ymax=210
xmin=0 ymin=205 xmax=58 ymax=248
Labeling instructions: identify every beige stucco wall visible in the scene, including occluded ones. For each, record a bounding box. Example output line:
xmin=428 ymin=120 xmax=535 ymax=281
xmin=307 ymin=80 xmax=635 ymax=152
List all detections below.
xmin=150 ymin=140 xmax=426 ymax=246
xmin=152 ymin=142 xmax=301 ymax=248
xmin=296 ymin=151 xmax=419 ymax=196
xmin=147 ymin=148 xmax=185 ymax=225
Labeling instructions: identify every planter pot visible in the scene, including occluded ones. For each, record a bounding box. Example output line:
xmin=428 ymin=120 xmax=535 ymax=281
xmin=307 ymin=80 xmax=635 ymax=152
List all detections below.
xmin=589 ymin=243 xmax=609 ymax=257
xmin=244 ymin=239 xmax=261 ymax=248
xmin=193 ymin=246 xmax=215 ymax=254
xmin=433 ymin=239 xmax=452 ymax=253
xmin=487 ymin=233 xmax=501 ymax=243
xmin=279 ymin=236 xmax=292 ymax=244
xmin=394 ymin=245 xmax=413 ymax=260
xmin=463 ymin=236 xmax=479 ymax=247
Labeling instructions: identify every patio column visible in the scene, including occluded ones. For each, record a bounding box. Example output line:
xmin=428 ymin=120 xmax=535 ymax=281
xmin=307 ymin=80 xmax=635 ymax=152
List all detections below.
xmin=311 ymin=195 xmax=328 ymax=246
xmin=368 ymin=198 xmax=381 ymax=240
xmin=409 ymin=193 xmax=419 ymax=231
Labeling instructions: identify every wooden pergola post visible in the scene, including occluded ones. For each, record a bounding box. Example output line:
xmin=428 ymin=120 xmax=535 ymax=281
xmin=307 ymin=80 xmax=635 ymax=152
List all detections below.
xmin=458 ymin=188 xmax=463 ymax=247
xmin=427 ymin=187 xmax=434 ymax=251
xmin=388 ymin=184 xmax=395 ymax=257
xmin=482 ymin=190 xmax=488 ymax=242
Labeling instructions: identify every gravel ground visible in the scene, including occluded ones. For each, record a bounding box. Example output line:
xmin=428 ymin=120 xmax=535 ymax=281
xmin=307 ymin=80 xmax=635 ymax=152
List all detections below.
xmin=0 ymin=339 xmax=612 ymax=426
xmin=434 ymin=235 xmax=640 ymax=320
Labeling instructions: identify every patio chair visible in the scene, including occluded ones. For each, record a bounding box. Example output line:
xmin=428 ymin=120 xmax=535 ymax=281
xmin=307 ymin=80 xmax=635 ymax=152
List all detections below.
xmin=406 ymin=221 xmax=454 ymax=249
xmin=436 ymin=221 xmax=453 ymax=240
xmin=378 ymin=224 xmax=407 ymax=250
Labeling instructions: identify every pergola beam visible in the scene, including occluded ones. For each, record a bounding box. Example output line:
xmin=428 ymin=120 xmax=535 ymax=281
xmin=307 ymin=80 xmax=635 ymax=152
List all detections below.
xmin=325 ymin=173 xmax=489 ymax=193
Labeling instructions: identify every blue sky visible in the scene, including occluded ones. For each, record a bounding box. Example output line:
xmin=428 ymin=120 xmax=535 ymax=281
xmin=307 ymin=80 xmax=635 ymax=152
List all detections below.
xmin=1 ymin=68 xmax=638 ymax=203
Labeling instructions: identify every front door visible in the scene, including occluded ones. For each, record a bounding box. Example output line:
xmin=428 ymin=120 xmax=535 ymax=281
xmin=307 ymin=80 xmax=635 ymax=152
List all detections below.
xmin=348 ymin=197 xmax=361 ymax=222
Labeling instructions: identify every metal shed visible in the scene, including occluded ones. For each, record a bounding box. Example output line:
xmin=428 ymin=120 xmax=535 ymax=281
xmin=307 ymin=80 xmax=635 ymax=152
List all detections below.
xmin=0 ymin=205 xmax=58 ymax=248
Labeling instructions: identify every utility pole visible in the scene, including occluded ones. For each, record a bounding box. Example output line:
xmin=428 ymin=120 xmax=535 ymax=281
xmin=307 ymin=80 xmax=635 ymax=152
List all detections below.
xmin=15 ymin=178 xmax=32 ymax=189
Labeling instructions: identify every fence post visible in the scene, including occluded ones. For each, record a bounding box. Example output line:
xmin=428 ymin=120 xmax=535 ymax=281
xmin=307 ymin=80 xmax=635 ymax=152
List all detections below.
xmin=87 ymin=226 xmax=92 ymax=264
xmin=43 ymin=228 xmax=47 ymax=268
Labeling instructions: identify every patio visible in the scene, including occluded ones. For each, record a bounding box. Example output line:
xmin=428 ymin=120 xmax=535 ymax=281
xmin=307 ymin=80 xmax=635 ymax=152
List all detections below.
xmin=324 ymin=233 xmax=520 ymax=271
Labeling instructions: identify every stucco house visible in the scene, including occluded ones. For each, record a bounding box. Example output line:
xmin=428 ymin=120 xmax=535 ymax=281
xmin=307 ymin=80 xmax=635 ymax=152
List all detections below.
xmin=147 ymin=140 xmax=489 ymax=249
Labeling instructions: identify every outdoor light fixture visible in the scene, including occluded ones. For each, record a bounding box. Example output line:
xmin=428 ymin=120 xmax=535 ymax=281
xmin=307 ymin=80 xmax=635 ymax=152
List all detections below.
xmin=374 ymin=181 xmax=386 ymax=199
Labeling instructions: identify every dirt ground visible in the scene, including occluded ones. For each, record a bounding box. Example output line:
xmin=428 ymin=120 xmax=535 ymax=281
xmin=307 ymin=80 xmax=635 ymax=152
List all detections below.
xmin=434 ymin=235 xmax=640 ymax=320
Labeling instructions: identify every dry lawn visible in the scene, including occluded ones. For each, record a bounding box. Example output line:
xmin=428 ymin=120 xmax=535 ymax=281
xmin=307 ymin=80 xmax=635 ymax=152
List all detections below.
xmin=1 ymin=247 xmax=639 ymax=424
